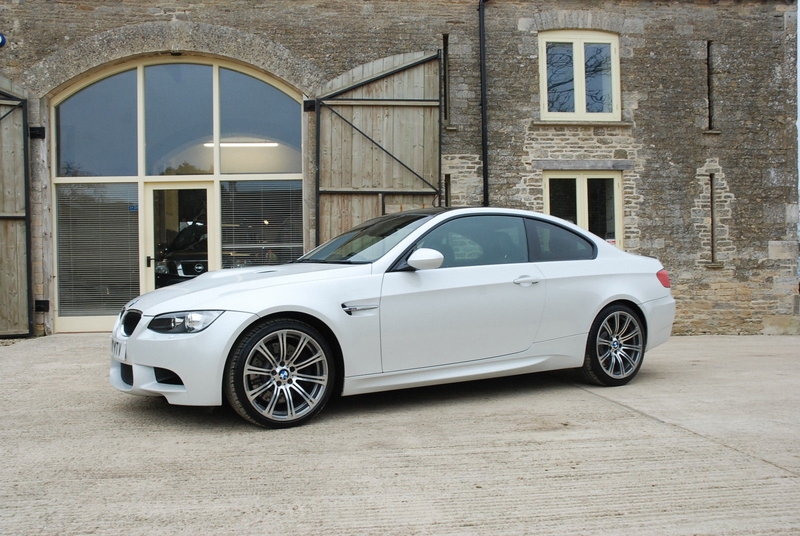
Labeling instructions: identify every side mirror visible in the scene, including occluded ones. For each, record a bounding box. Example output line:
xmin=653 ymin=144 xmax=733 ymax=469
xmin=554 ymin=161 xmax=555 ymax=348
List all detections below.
xmin=407 ymin=248 xmax=444 ymax=271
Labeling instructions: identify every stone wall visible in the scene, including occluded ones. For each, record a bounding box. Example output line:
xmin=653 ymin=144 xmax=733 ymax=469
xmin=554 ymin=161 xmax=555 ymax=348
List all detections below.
xmin=0 ymin=0 xmax=797 ymax=334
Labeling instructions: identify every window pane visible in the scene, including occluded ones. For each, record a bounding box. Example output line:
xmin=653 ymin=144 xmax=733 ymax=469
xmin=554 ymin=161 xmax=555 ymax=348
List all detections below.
xmin=584 ymin=43 xmax=613 ymax=114
xmin=220 ymin=69 xmax=302 ymax=174
xmin=526 ymin=219 xmax=594 ymax=262
xmin=548 ymin=178 xmax=578 ymax=224
xmin=56 ymin=183 xmax=139 ymax=315
xmin=145 ymin=64 xmax=213 ymax=175
xmin=221 ymin=180 xmax=303 ymax=267
xmin=418 ymin=216 xmax=527 ymax=267
xmin=302 ymin=213 xmax=431 ymax=264
xmin=153 ymin=189 xmax=208 ymax=288
xmin=546 ymin=42 xmax=575 ymax=113
xmin=56 ymin=70 xmax=137 ymax=177
xmin=588 ymin=178 xmax=616 ymax=242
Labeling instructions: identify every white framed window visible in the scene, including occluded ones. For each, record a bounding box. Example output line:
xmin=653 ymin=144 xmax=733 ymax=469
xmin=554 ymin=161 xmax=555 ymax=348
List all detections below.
xmin=543 ymin=171 xmax=623 ymax=248
xmin=538 ymin=30 xmax=621 ymax=122
xmin=51 ymin=58 xmax=303 ymax=331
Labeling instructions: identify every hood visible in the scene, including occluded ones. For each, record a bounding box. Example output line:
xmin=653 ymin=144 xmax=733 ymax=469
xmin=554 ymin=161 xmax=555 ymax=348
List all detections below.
xmin=127 ymin=262 xmax=372 ymax=315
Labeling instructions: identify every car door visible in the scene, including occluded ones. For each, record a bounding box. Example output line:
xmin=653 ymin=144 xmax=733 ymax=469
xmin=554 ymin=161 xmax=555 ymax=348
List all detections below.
xmin=379 ymin=215 xmax=546 ymax=372
xmin=524 ymin=218 xmax=604 ymax=342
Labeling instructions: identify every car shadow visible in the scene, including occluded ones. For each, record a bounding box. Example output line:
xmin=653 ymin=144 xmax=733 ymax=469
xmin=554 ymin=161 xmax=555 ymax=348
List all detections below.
xmin=111 ymin=370 xmax=587 ymax=430
xmin=322 ymin=371 xmax=576 ymax=420
xmin=111 ymin=395 xmax=246 ymax=430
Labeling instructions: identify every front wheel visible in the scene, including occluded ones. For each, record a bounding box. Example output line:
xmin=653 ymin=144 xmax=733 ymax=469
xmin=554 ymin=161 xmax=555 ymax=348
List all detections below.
xmin=581 ymin=305 xmax=645 ymax=387
xmin=224 ymin=319 xmax=335 ymax=428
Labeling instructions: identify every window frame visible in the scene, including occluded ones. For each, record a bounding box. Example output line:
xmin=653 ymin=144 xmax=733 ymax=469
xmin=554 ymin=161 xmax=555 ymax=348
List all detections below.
xmin=50 ymin=57 xmax=304 ymax=332
xmin=538 ymin=30 xmax=621 ymax=122
xmin=543 ymin=170 xmax=624 ymax=249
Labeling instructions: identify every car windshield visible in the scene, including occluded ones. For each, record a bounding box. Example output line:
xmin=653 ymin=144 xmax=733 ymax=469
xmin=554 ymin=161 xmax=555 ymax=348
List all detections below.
xmin=298 ymin=212 xmax=434 ymax=264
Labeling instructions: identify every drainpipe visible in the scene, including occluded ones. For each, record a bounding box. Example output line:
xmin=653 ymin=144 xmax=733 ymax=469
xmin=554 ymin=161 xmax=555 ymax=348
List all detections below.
xmin=479 ymin=0 xmax=490 ymax=207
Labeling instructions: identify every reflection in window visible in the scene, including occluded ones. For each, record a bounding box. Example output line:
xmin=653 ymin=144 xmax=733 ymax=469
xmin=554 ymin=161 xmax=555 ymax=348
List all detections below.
xmin=540 ymin=31 xmax=619 ymax=121
xmin=220 ymin=69 xmax=302 ymax=174
xmin=54 ymin=60 xmax=304 ymax=319
xmin=56 ymin=70 xmax=137 ymax=177
xmin=526 ymin=219 xmax=595 ymax=262
xmin=302 ymin=213 xmax=431 ymax=264
xmin=584 ymin=43 xmax=612 ymax=114
xmin=145 ymin=64 xmax=213 ymax=175
xmin=56 ymin=183 xmax=140 ymax=315
xmin=418 ymin=216 xmax=527 ymax=267
xmin=546 ymin=43 xmax=575 ymax=113
xmin=221 ymin=180 xmax=303 ymax=267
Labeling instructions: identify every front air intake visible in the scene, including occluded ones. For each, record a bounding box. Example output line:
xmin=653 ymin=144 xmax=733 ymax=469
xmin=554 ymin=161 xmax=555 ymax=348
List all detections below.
xmin=120 ymin=364 xmax=134 ymax=386
xmin=154 ymin=368 xmax=184 ymax=386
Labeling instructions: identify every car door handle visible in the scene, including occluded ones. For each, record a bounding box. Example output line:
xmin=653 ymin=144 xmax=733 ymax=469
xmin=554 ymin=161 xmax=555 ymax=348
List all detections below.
xmin=513 ymin=275 xmax=540 ymax=287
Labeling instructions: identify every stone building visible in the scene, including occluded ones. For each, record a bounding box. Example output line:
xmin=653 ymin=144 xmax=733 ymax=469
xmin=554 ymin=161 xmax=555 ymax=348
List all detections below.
xmin=0 ymin=0 xmax=797 ymax=336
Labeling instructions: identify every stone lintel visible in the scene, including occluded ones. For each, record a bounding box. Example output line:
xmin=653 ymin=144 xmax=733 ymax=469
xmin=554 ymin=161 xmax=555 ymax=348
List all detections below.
xmin=531 ymin=159 xmax=635 ymax=171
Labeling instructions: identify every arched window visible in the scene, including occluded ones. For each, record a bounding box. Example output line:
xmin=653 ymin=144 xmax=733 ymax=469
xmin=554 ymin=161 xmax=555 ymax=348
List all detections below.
xmin=52 ymin=59 xmax=303 ymax=329
xmin=56 ymin=62 xmax=301 ymax=177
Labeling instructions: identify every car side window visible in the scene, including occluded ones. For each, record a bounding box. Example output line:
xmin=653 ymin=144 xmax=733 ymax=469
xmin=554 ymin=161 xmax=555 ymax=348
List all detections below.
xmin=416 ymin=215 xmax=528 ymax=268
xmin=525 ymin=218 xmax=595 ymax=262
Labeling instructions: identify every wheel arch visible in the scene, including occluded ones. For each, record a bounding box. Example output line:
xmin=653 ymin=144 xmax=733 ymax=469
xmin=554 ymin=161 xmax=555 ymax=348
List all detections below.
xmin=225 ymin=310 xmax=346 ymax=397
xmin=599 ymin=299 xmax=648 ymax=345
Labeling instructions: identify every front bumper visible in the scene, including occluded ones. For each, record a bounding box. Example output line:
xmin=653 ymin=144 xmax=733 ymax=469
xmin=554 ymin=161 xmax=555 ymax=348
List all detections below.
xmin=110 ymin=310 xmax=256 ymax=406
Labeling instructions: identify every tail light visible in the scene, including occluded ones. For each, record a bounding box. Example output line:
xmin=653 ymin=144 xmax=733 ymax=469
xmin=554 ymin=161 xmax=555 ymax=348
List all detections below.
xmin=656 ymin=269 xmax=671 ymax=288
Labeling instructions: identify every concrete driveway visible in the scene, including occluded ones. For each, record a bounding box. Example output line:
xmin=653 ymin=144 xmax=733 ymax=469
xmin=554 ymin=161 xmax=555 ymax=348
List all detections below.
xmin=1 ymin=334 xmax=798 ymax=535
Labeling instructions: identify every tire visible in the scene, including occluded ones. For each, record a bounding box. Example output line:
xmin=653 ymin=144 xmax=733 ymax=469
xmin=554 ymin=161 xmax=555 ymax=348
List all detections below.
xmin=224 ymin=319 xmax=335 ymax=428
xmin=581 ymin=304 xmax=645 ymax=387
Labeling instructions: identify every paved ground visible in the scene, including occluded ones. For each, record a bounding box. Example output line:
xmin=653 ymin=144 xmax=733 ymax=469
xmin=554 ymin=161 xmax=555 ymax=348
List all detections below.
xmin=1 ymin=334 xmax=799 ymax=535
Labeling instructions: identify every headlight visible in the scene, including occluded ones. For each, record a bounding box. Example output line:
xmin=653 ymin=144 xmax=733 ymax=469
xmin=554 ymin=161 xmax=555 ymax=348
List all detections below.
xmin=148 ymin=311 xmax=223 ymax=334
xmin=154 ymin=261 xmax=170 ymax=275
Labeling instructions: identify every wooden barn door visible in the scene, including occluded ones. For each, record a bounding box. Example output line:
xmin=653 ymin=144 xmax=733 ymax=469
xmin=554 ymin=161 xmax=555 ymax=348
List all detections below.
xmin=0 ymin=90 xmax=32 ymax=337
xmin=314 ymin=52 xmax=441 ymax=244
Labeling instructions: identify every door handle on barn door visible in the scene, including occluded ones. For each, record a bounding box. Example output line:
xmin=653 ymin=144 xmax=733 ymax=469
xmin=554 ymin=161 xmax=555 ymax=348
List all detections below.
xmin=513 ymin=275 xmax=540 ymax=287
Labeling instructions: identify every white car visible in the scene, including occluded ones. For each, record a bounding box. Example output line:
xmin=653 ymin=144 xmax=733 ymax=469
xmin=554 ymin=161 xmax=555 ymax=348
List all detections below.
xmin=110 ymin=207 xmax=675 ymax=428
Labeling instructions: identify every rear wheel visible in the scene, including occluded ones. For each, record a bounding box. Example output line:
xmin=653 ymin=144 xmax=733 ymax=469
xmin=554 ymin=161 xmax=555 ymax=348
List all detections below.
xmin=224 ymin=319 xmax=335 ymax=428
xmin=581 ymin=305 xmax=645 ymax=387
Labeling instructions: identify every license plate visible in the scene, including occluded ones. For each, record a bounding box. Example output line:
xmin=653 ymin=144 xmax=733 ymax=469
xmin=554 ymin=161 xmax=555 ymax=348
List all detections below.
xmin=111 ymin=337 xmax=126 ymax=362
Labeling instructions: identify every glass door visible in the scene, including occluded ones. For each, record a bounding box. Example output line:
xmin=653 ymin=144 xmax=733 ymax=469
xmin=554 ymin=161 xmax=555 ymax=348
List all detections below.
xmin=144 ymin=182 xmax=219 ymax=292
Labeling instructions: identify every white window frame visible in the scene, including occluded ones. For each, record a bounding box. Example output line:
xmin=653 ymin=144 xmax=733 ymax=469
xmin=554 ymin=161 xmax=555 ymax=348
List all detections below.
xmin=543 ymin=170 xmax=624 ymax=249
xmin=538 ymin=30 xmax=621 ymax=122
xmin=50 ymin=57 xmax=304 ymax=332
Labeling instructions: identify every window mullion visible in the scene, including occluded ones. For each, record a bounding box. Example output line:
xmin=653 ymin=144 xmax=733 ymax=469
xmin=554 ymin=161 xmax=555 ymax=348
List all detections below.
xmin=574 ymin=41 xmax=587 ymax=116
xmin=576 ymin=174 xmax=590 ymax=229
xmin=137 ymin=65 xmax=146 ymax=178
xmin=213 ymin=65 xmax=221 ymax=176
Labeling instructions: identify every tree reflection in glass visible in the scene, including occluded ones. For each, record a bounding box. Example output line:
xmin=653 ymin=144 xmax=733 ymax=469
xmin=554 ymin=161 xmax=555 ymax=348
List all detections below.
xmin=546 ymin=42 xmax=575 ymax=113
xmin=584 ymin=43 xmax=612 ymax=114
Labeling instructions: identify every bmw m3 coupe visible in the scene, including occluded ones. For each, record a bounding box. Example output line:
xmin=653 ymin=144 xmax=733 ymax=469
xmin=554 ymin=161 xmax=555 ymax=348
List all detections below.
xmin=111 ymin=207 xmax=675 ymax=428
